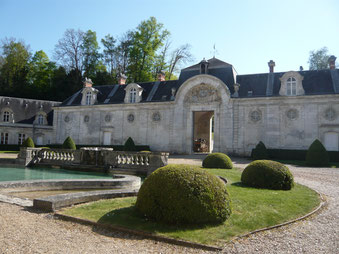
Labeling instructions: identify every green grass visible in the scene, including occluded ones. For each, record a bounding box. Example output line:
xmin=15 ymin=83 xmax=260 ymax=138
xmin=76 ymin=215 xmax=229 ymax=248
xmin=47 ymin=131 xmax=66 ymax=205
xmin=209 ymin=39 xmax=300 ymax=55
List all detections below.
xmin=61 ymin=167 xmax=320 ymax=246
xmin=274 ymin=159 xmax=339 ymax=168
xmin=0 ymin=151 xmax=19 ymax=154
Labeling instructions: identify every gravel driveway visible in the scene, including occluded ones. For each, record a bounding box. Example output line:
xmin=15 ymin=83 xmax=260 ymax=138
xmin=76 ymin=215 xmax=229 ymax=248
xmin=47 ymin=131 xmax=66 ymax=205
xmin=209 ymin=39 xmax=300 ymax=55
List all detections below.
xmin=0 ymin=156 xmax=338 ymax=253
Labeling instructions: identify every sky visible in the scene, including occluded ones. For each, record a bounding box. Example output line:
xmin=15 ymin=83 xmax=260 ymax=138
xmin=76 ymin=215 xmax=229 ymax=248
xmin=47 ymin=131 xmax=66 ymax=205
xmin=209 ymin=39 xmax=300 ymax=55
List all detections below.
xmin=0 ymin=0 xmax=338 ymax=74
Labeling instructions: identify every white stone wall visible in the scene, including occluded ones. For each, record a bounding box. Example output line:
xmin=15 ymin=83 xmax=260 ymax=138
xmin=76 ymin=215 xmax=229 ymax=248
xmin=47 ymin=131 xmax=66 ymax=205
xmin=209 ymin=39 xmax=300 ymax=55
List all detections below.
xmin=53 ymin=75 xmax=339 ymax=155
xmin=233 ymin=95 xmax=339 ymax=155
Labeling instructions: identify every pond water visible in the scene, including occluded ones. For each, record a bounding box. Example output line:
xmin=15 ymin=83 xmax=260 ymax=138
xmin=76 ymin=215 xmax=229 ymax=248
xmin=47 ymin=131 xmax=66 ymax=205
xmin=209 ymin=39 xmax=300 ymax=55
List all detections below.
xmin=0 ymin=167 xmax=112 ymax=182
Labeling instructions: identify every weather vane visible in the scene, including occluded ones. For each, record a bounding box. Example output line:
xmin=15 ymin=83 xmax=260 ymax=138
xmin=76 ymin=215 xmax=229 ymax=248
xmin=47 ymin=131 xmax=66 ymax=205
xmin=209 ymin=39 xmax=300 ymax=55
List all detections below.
xmin=211 ymin=44 xmax=219 ymax=58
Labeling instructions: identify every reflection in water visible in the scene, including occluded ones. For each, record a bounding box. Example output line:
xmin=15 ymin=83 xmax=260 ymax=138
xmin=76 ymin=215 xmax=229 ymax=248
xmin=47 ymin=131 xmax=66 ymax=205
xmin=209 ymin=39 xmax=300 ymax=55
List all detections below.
xmin=0 ymin=167 xmax=111 ymax=182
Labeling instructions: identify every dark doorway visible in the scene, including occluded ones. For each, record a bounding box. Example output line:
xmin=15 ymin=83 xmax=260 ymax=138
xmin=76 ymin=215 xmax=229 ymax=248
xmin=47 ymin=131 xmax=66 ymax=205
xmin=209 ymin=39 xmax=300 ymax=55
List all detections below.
xmin=193 ymin=111 xmax=214 ymax=153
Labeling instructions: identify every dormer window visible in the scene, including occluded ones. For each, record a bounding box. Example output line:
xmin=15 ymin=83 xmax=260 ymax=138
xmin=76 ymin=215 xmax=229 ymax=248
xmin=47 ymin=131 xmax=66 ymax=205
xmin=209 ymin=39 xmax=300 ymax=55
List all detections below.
xmin=81 ymin=87 xmax=98 ymax=106
xmin=38 ymin=114 xmax=44 ymax=125
xmin=86 ymin=91 xmax=92 ymax=105
xmin=124 ymin=83 xmax=144 ymax=103
xmin=279 ymin=71 xmax=304 ymax=96
xmin=129 ymin=88 xmax=137 ymax=103
xmin=1 ymin=108 xmax=13 ymax=123
xmin=286 ymin=77 xmax=297 ymax=96
xmin=199 ymin=59 xmax=209 ymax=74
xmin=3 ymin=111 xmax=10 ymax=122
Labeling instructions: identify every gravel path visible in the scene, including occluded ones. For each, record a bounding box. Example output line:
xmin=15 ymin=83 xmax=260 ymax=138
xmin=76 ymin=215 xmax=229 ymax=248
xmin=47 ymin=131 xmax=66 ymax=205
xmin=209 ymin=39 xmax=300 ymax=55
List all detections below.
xmin=0 ymin=156 xmax=338 ymax=253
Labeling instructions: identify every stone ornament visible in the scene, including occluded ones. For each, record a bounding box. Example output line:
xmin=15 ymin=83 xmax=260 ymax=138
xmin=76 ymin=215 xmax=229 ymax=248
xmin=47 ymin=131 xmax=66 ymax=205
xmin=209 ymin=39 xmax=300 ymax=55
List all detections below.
xmin=184 ymin=84 xmax=221 ymax=104
xmin=250 ymin=110 xmax=262 ymax=123
xmin=324 ymin=108 xmax=336 ymax=121
xmin=64 ymin=115 xmax=70 ymax=123
xmin=152 ymin=112 xmax=161 ymax=122
xmin=105 ymin=114 xmax=111 ymax=122
xmin=84 ymin=115 xmax=90 ymax=123
xmin=286 ymin=109 xmax=298 ymax=120
xmin=127 ymin=113 xmax=135 ymax=122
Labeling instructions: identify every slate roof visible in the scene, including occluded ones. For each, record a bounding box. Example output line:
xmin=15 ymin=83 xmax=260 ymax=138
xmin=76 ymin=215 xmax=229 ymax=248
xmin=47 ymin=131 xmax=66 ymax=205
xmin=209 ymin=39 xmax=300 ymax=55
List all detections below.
xmin=0 ymin=97 xmax=60 ymax=125
xmin=60 ymin=58 xmax=339 ymax=107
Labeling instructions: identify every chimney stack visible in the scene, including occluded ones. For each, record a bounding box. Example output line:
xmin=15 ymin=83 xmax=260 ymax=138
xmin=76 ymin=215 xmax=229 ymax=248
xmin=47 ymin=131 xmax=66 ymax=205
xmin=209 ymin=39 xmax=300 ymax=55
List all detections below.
xmin=83 ymin=77 xmax=93 ymax=87
xmin=118 ymin=73 xmax=127 ymax=85
xmin=157 ymin=70 xmax=166 ymax=82
xmin=268 ymin=60 xmax=275 ymax=73
xmin=328 ymin=55 xmax=337 ymax=69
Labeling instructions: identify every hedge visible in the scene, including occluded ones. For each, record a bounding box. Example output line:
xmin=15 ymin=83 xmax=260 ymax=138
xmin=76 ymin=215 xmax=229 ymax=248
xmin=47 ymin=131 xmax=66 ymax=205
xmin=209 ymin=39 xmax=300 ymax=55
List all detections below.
xmin=253 ymin=148 xmax=339 ymax=163
xmin=0 ymin=144 xmax=151 ymax=152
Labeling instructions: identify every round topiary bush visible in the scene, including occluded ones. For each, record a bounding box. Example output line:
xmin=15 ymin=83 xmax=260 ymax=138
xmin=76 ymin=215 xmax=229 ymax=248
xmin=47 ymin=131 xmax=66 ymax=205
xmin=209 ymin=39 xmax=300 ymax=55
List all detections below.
xmin=202 ymin=153 xmax=233 ymax=169
xmin=62 ymin=136 xmax=76 ymax=150
xmin=241 ymin=160 xmax=294 ymax=190
xmin=124 ymin=137 xmax=136 ymax=151
xmin=251 ymin=141 xmax=269 ymax=160
xmin=136 ymin=164 xmax=232 ymax=225
xmin=22 ymin=137 xmax=35 ymax=148
xmin=306 ymin=139 xmax=329 ymax=167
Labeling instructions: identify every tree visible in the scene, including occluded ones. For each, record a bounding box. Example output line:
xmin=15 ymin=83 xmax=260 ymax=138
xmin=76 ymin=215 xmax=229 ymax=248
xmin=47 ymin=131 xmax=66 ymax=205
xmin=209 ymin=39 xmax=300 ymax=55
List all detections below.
xmin=168 ymin=44 xmax=193 ymax=79
xmin=54 ymin=29 xmax=85 ymax=73
xmin=101 ymin=34 xmax=117 ymax=76
xmin=0 ymin=38 xmax=31 ymax=95
xmin=28 ymin=50 xmax=56 ymax=97
xmin=153 ymin=40 xmax=171 ymax=79
xmin=127 ymin=17 xmax=170 ymax=82
xmin=308 ymin=47 xmax=330 ymax=70
xmin=82 ymin=30 xmax=101 ymax=78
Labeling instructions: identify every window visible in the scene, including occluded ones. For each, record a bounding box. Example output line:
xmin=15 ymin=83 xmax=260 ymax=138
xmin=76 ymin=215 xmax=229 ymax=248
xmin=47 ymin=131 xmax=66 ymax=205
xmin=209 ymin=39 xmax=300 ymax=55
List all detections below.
xmin=86 ymin=91 xmax=92 ymax=105
xmin=286 ymin=77 xmax=297 ymax=96
xmin=18 ymin=133 xmax=25 ymax=145
xmin=129 ymin=88 xmax=137 ymax=103
xmin=38 ymin=114 xmax=44 ymax=125
xmin=1 ymin=133 xmax=8 ymax=144
xmin=3 ymin=111 xmax=10 ymax=122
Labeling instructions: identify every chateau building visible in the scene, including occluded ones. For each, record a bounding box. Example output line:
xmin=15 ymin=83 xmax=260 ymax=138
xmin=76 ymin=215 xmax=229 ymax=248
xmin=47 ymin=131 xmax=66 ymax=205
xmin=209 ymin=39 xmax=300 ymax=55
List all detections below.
xmin=53 ymin=57 xmax=339 ymax=155
xmin=0 ymin=97 xmax=60 ymax=146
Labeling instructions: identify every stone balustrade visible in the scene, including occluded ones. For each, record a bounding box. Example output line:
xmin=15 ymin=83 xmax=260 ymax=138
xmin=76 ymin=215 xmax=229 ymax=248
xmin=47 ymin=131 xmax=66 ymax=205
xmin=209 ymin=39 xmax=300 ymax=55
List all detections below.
xmin=16 ymin=147 xmax=169 ymax=175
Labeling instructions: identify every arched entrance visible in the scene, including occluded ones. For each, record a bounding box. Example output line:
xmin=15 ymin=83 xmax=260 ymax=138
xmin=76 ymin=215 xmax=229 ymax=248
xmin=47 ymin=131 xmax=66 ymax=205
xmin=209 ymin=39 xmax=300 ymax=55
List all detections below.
xmin=193 ymin=111 xmax=214 ymax=153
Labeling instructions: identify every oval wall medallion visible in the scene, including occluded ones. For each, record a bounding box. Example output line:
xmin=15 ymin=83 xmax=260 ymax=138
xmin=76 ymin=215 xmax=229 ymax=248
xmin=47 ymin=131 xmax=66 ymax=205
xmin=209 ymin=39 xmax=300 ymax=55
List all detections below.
xmin=127 ymin=114 xmax=135 ymax=122
xmin=250 ymin=110 xmax=262 ymax=123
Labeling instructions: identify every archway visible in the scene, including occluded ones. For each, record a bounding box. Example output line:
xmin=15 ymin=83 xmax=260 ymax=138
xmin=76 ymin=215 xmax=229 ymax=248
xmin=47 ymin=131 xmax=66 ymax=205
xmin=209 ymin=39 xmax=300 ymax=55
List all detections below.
xmin=193 ymin=111 xmax=214 ymax=153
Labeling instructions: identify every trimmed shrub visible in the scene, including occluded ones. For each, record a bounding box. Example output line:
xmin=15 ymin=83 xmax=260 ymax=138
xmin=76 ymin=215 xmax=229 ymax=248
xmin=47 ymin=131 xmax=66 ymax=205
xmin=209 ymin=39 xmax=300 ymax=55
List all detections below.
xmin=124 ymin=137 xmax=136 ymax=151
xmin=22 ymin=137 xmax=35 ymax=148
xmin=251 ymin=141 xmax=269 ymax=160
xmin=136 ymin=164 xmax=232 ymax=225
xmin=202 ymin=153 xmax=233 ymax=169
xmin=62 ymin=136 xmax=76 ymax=150
xmin=241 ymin=160 xmax=294 ymax=190
xmin=305 ymin=139 xmax=329 ymax=167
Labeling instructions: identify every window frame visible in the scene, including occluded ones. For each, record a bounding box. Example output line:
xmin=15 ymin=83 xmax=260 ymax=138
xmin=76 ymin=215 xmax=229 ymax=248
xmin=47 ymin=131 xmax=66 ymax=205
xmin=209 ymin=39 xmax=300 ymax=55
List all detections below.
xmin=18 ymin=133 xmax=26 ymax=145
xmin=1 ymin=133 xmax=9 ymax=144
xmin=86 ymin=91 xmax=92 ymax=105
xmin=286 ymin=77 xmax=297 ymax=96
xmin=129 ymin=88 xmax=137 ymax=103
xmin=37 ymin=114 xmax=44 ymax=125
xmin=3 ymin=111 xmax=10 ymax=122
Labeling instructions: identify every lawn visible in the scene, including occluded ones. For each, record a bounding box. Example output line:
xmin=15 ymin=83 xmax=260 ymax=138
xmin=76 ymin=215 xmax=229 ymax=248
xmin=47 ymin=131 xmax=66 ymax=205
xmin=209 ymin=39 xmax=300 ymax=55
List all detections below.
xmin=0 ymin=151 xmax=19 ymax=154
xmin=60 ymin=167 xmax=320 ymax=246
xmin=274 ymin=159 xmax=339 ymax=168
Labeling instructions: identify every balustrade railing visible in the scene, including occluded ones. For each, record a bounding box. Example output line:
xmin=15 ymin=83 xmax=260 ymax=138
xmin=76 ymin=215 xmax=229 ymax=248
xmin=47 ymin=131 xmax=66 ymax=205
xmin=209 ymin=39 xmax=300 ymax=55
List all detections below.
xmin=17 ymin=147 xmax=168 ymax=175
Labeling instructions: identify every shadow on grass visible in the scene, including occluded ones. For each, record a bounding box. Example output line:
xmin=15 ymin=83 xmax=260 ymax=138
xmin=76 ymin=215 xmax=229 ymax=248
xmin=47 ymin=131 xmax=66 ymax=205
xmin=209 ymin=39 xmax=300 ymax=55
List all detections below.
xmin=92 ymin=205 xmax=221 ymax=239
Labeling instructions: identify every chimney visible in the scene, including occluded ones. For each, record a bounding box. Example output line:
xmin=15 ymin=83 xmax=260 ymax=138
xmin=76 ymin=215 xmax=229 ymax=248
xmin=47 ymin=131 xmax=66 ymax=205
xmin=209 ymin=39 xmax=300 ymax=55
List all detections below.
xmin=328 ymin=55 xmax=337 ymax=69
xmin=118 ymin=73 xmax=127 ymax=85
xmin=157 ymin=70 xmax=166 ymax=81
xmin=83 ymin=77 xmax=93 ymax=87
xmin=268 ymin=60 xmax=275 ymax=73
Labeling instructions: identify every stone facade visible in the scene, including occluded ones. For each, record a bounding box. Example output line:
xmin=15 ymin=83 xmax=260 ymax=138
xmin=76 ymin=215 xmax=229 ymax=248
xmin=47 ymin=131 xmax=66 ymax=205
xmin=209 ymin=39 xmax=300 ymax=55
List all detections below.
xmin=0 ymin=97 xmax=60 ymax=146
xmin=54 ymin=58 xmax=339 ymax=155
xmin=3 ymin=58 xmax=339 ymax=155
